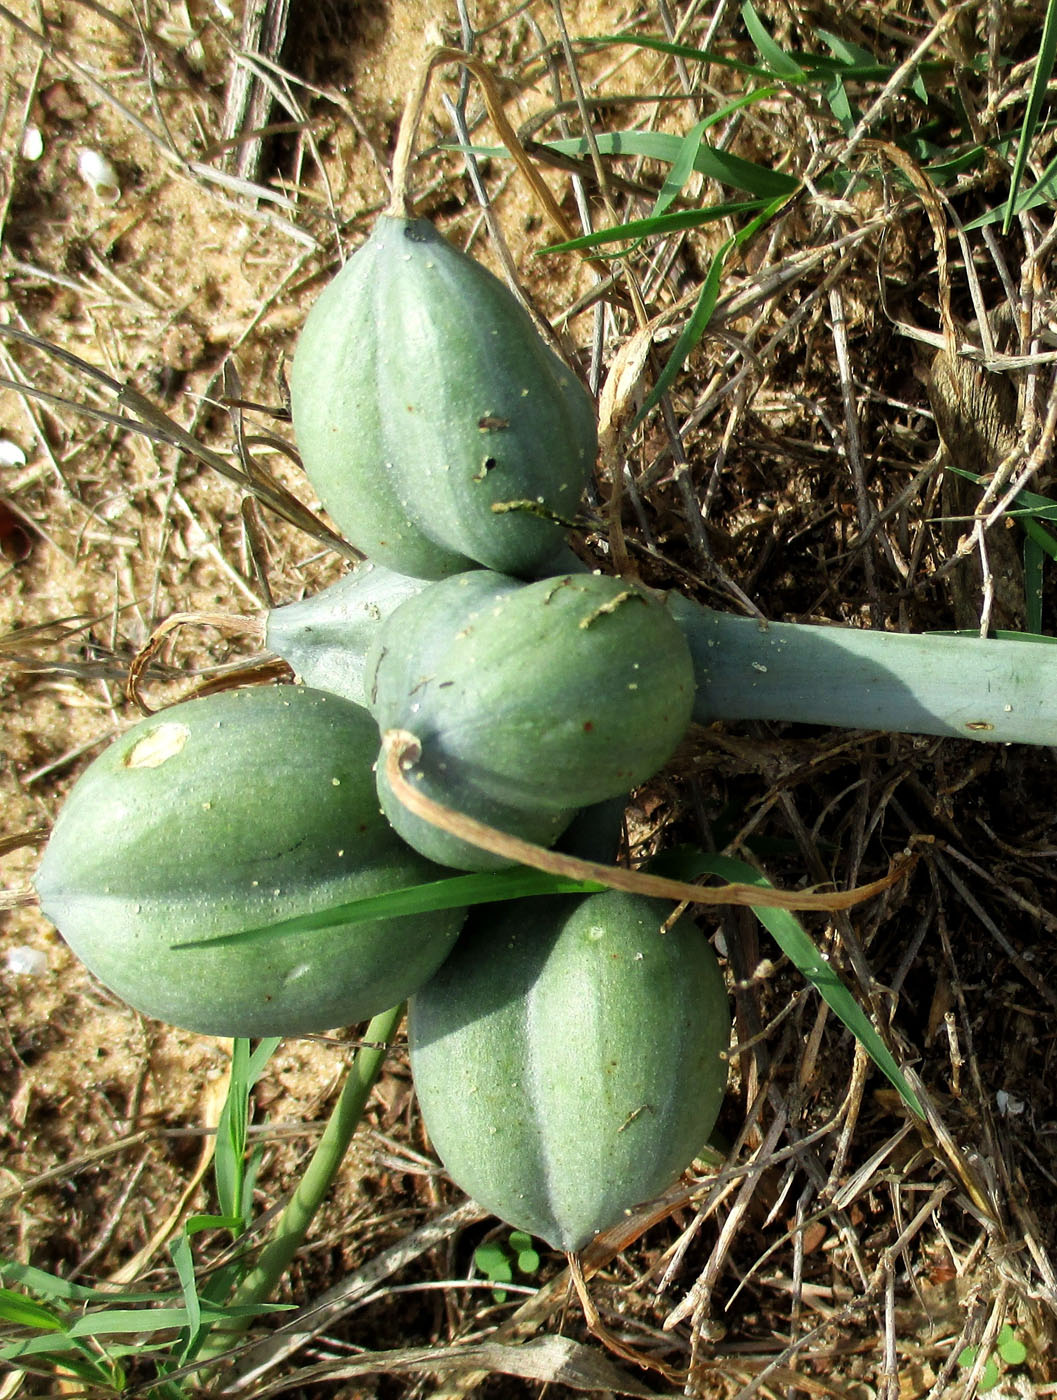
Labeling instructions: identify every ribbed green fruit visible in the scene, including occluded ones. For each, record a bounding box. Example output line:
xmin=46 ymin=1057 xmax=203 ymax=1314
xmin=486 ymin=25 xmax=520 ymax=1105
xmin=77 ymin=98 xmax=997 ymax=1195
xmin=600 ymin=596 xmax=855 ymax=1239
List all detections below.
xmin=409 ymin=891 xmax=730 ymax=1252
xmin=367 ymin=571 xmax=696 ymax=870
xmin=34 ymin=686 xmax=465 ymax=1037
xmin=289 ymin=214 xmax=597 ymax=579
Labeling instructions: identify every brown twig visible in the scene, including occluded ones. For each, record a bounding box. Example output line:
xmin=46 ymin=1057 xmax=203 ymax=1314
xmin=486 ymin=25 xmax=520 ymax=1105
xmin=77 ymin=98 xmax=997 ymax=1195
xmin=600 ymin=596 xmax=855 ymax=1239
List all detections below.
xmin=382 ymin=729 xmax=915 ymax=914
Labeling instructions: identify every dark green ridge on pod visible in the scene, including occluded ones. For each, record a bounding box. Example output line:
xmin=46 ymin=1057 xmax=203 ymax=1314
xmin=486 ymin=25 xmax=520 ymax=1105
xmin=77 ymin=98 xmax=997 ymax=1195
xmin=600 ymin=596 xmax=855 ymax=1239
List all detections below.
xmin=409 ymin=891 xmax=731 ymax=1252
xmin=34 ymin=686 xmax=466 ymax=1038
xmin=290 ymin=215 xmax=597 ymax=580
xmin=366 ymin=571 xmax=695 ymax=871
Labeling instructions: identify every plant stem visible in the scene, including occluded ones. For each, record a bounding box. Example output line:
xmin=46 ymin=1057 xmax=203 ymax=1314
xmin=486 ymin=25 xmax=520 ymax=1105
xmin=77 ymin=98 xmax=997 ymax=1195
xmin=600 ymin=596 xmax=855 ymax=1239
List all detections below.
xmin=670 ymin=594 xmax=1057 ymax=745
xmin=266 ymin=562 xmax=1057 ymax=749
xmin=195 ymin=1003 xmax=404 ymax=1363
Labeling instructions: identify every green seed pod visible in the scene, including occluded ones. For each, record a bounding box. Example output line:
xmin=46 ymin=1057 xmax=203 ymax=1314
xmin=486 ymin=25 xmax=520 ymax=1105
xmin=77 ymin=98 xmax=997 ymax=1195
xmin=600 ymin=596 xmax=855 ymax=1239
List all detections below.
xmin=290 ymin=215 xmax=597 ymax=579
xmin=367 ymin=571 xmax=695 ymax=870
xmin=34 ymin=686 xmax=465 ymax=1038
xmin=410 ymin=891 xmax=730 ymax=1252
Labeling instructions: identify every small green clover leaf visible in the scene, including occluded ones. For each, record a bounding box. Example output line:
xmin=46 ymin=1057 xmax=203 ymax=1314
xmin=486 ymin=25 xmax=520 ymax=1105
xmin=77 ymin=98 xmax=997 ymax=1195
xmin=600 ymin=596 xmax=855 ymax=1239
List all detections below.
xmin=957 ymin=1345 xmax=999 ymax=1391
xmin=508 ymin=1230 xmax=540 ymax=1275
xmin=474 ymin=1231 xmax=541 ymax=1302
xmin=997 ymin=1322 xmax=1028 ymax=1366
xmin=474 ymin=1241 xmax=514 ymax=1302
xmin=957 ymin=1324 xmax=1028 ymax=1391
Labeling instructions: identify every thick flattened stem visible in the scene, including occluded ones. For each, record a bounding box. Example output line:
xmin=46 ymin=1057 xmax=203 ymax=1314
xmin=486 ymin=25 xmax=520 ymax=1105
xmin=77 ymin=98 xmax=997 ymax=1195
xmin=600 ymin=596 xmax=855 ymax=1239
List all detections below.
xmin=672 ymin=594 xmax=1057 ymax=746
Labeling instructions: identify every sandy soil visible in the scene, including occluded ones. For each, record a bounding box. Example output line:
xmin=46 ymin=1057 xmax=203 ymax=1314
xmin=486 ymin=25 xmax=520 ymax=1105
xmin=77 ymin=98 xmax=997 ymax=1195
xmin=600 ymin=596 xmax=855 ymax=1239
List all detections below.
xmin=4 ymin=2 xmax=1057 ymax=1398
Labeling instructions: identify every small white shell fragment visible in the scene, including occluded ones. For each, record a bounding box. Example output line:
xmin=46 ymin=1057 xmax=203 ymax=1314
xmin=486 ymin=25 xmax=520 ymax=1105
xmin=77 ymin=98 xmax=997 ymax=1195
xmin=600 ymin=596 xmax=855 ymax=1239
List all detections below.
xmin=0 ymin=438 xmax=26 ymax=467
xmin=77 ymin=148 xmax=120 ymax=204
xmin=996 ymin=1089 xmax=1025 ymax=1117
xmin=21 ymin=125 xmax=43 ymax=161
xmin=6 ymin=945 xmax=48 ymax=976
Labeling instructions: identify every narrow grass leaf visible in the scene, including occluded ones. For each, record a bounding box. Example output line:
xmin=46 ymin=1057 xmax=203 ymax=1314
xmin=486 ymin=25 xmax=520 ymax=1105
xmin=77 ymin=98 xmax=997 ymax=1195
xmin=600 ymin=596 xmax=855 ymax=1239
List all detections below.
xmin=464 ymin=131 xmax=799 ymax=197
xmin=0 ymin=1330 xmax=168 ymax=1362
xmin=652 ymin=848 xmax=923 ymax=1116
xmin=173 ymin=870 xmax=606 ymax=950
xmin=1024 ymin=532 xmax=1046 ymax=635
xmin=0 ymin=1260 xmax=180 ymax=1306
xmin=630 ymin=192 xmax=791 ymax=427
xmin=942 ymin=464 xmax=1057 ymax=524
xmin=588 ymin=27 xmax=901 ymax=82
xmin=0 ymin=1288 xmax=65 ymax=1330
xmin=816 ymin=29 xmax=881 ymax=69
xmin=708 ymin=856 xmax=922 ymax=1116
xmin=1020 ymin=514 xmax=1057 ymax=565
xmin=740 ymin=0 xmax=806 ymax=79
xmin=823 ymin=74 xmax=856 ymax=133
xmin=170 ymin=1233 xmax=201 ymax=1359
xmin=542 ymin=199 xmax=771 ymax=255
xmin=692 ymin=145 xmax=799 ymax=197
xmin=582 ymin=31 xmax=773 ymax=78
xmin=241 ymin=1144 xmax=266 ymax=1220
xmin=926 ymin=143 xmax=992 ymax=185
xmin=630 ymin=233 xmax=734 ymax=430
xmin=1003 ymin=0 xmax=1057 ymax=232
xmin=654 ymin=118 xmax=709 ymax=217
xmin=214 ymin=1036 xmax=279 ymax=1229
xmin=63 ymin=1303 xmax=287 ymax=1337
xmin=969 ymin=146 xmax=1057 ymax=230
xmin=182 ymin=1214 xmax=244 ymax=1235
xmin=214 ymin=1038 xmax=250 ymax=1227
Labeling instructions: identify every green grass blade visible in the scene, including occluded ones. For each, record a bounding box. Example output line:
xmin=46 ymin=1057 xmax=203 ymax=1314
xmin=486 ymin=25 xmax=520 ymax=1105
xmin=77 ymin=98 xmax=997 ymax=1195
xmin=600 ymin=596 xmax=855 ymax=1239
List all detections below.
xmin=1003 ymin=0 xmax=1057 ymax=232
xmin=0 ymin=1260 xmax=180 ymax=1306
xmin=182 ymin=1214 xmax=244 ymax=1235
xmin=678 ymin=143 xmax=799 ymax=197
xmin=941 ymin=463 xmax=1057 ymax=526
xmin=816 ymin=29 xmax=880 ymax=69
xmin=926 ymin=142 xmax=994 ymax=186
xmin=462 ymin=130 xmax=799 ymax=197
xmin=542 ymin=198 xmax=772 ymax=254
xmin=656 ymin=849 xmax=923 ymax=1117
xmin=64 ymin=1303 xmax=287 ymax=1338
xmin=654 ymin=118 xmax=709 ymax=217
xmin=194 ymin=1003 xmax=404 ymax=1364
xmin=172 ymin=869 xmax=606 ymax=950
xmin=1025 ymin=531 xmax=1046 ymax=634
xmin=967 ymin=146 xmax=1057 ymax=229
xmin=630 ymin=192 xmax=791 ymax=427
xmin=740 ymin=0 xmax=805 ymax=79
xmin=1020 ymin=514 xmax=1057 ymax=564
xmin=582 ymin=30 xmax=775 ymax=78
xmin=0 ymin=1287 xmax=65 ymax=1330
xmin=213 ymin=1037 xmax=279 ymax=1230
xmin=630 ymin=233 xmax=735 ymax=430
xmin=823 ymin=73 xmax=856 ymax=133
xmin=0 ymin=1332 xmax=137 ymax=1366
xmin=214 ymin=1039 xmax=249 ymax=1226
xmin=170 ymin=1233 xmax=201 ymax=1361
xmin=548 ymin=133 xmax=798 ymax=196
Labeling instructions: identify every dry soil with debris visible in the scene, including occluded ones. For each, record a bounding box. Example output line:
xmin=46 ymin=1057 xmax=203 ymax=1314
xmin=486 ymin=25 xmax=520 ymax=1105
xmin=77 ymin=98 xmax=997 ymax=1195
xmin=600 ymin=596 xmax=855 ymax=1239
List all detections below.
xmin=4 ymin=2 xmax=1057 ymax=1399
